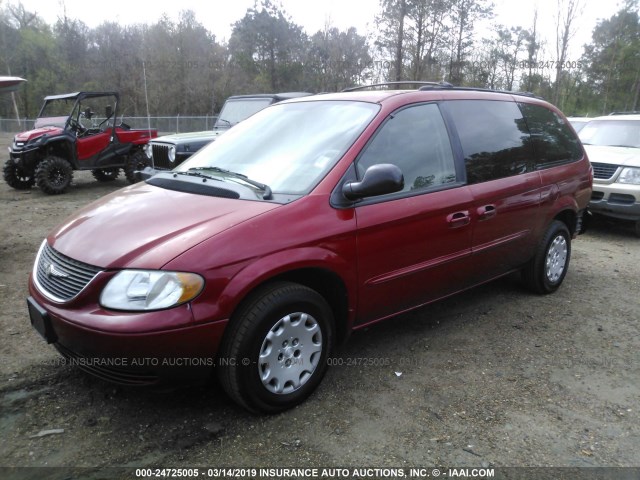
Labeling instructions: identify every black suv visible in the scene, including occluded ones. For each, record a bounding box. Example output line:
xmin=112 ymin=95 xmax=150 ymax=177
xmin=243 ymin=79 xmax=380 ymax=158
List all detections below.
xmin=143 ymin=92 xmax=311 ymax=172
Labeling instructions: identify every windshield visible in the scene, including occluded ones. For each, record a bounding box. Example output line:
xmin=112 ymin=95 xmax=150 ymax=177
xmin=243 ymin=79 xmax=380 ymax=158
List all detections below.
xmin=579 ymin=119 xmax=640 ymax=148
xmin=177 ymin=100 xmax=380 ymax=195
xmin=569 ymin=119 xmax=589 ymax=133
xmin=214 ymin=98 xmax=275 ymax=128
xmin=35 ymin=98 xmax=77 ymax=128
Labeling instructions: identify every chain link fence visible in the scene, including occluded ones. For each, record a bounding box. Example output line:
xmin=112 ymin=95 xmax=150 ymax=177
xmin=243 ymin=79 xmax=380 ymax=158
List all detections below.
xmin=0 ymin=116 xmax=218 ymax=135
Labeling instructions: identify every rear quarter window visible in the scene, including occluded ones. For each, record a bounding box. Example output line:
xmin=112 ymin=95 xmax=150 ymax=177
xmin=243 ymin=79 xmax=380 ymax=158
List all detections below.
xmin=444 ymin=100 xmax=533 ymax=184
xmin=518 ymin=103 xmax=583 ymax=168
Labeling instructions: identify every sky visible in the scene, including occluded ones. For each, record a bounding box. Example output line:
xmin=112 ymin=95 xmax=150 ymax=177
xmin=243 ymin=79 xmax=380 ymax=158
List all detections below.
xmin=8 ymin=0 xmax=627 ymax=59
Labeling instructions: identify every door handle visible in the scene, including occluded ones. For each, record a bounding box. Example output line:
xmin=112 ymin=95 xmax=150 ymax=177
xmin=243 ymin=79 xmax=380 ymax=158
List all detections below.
xmin=447 ymin=211 xmax=470 ymax=228
xmin=477 ymin=204 xmax=497 ymax=221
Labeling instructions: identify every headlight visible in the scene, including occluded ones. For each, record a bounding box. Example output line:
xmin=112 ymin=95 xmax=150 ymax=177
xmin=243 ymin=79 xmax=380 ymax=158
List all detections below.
xmin=168 ymin=145 xmax=176 ymax=163
xmin=143 ymin=143 xmax=152 ymax=159
xmin=100 ymin=270 xmax=204 ymax=311
xmin=618 ymin=167 xmax=640 ymax=185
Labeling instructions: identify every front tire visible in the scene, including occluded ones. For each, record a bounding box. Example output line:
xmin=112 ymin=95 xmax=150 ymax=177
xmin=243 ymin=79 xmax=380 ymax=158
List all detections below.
xmin=124 ymin=149 xmax=149 ymax=184
xmin=523 ymin=220 xmax=571 ymax=294
xmin=35 ymin=156 xmax=73 ymax=195
xmin=218 ymin=282 xmax=334 ymax=413
xmin=3 ymin=159 xmax=35 ymax=190
xmin=92 ymin=168 xmax=120 ymax=182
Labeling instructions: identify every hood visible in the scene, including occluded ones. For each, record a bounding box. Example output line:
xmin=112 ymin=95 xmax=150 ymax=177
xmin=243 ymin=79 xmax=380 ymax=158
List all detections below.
xmin=15 ymin=126 xmax=63 ymax=143
xmin=154 ymin=130 xmax=226 ymax=144
xmin=49 ymin=182 xmax=280 ymax=270
xmin=584 ymin=145 xmax=640 ymax=168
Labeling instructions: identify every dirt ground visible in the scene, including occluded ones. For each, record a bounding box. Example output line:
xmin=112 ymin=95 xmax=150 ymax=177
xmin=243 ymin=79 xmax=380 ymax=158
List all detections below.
xmin=0 ymin=132 xmax=639 ymax=478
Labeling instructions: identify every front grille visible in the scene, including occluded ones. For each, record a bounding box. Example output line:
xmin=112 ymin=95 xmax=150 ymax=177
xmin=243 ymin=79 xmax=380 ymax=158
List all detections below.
xmin=35 ymin=242 xmax=102 ymax=302
xmin=609 ymin=193 xmax=636 ymax=205
xmin=55 ymin=344 xmax=159 ymax=386
xmin=591 ymin=162 xmax=619 ymax=180
xmin=151 ymin=143 xmax=173 ymax=170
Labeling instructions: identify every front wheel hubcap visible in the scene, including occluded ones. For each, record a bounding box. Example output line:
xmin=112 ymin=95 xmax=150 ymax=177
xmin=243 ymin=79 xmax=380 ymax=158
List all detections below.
xmin=545 ymin=235 xmax=567 ymax=283
xmin=258 ymin=312 xmax=322 ymax=395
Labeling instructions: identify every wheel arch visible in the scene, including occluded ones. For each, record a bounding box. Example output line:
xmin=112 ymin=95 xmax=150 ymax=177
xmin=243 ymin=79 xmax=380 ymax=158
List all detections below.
xmin=553 ymin=208 xmax=578 ymax=237
xmin=257 ymin=268 xmax=350 ymax=345
xmin=44 ymin=138 xmax=77 ymax=168
xmin=208 ymin=249 xmax=356 ymax=346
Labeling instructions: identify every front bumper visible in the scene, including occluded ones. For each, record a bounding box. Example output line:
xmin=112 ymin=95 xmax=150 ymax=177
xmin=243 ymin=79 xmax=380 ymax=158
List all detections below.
xmin=27 ymin=288 xmax=229 ymax=386
xmin=8 ymin=146 xmax=39 ymax=165
xmin=589 ymin=182 xmax=640 ymax=222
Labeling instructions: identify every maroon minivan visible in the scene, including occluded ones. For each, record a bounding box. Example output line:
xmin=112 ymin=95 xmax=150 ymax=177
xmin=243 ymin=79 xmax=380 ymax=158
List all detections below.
xmin=28 ymin=85 xmax=592 ymax=413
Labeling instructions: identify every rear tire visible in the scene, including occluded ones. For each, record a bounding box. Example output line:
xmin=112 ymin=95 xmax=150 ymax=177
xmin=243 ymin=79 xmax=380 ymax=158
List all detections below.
xmin=124 ymin=149 xmax=149 ymax=184
xmin=635 ymin=220 xmax=640 ymax=238
xmin=35 ymin=156 xmax=73 ymax=195
xmin=218 ymin=282 xmax=334 ymax=413
xmin=92 ymin=168 xmax=119 ymax=182
xmin=522 ymin=220 xmax=571 ymax=294
xmin=3 ymin=159 xmax=34 ymax=190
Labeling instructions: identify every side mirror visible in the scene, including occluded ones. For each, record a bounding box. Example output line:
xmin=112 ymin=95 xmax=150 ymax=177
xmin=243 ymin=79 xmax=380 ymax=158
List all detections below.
xmin=105 ymin=105 xmax=113 ymax=119
xmin=342 ymin=164 xmax=404 ymax=200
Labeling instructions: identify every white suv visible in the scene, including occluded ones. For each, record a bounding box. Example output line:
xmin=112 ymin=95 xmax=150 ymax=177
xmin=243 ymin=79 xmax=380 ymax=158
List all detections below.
xmin=579 ymin=114 xmax=640 ymax=236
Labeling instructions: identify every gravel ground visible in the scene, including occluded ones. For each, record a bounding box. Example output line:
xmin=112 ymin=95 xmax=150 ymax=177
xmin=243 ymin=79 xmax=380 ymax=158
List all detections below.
xmin=0 ymin=133 xmax=638 ymax=479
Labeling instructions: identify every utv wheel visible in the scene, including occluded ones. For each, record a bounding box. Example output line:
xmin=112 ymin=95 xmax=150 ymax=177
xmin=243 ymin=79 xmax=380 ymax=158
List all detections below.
xmin=124 ymin=149 xmax=149 ymax=184
xmin=35 ymin=156 xmax=73 ymax=195
xmin=635 ymin=220 xmax=640 ymax=238
xmin=3 ymin=159 xmax=35 ymax=190
xmin=218 ymin=282 xmax=334 ymax=413
xmin=92 ymin=168 xmax=120 ymax=182
xmin=523 ymin=220 xmax=571 ymax=294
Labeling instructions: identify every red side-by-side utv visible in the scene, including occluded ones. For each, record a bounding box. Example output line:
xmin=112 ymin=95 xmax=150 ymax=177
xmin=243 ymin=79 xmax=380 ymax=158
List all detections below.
xmin=4 ymin=91 xmax=157 ymax=194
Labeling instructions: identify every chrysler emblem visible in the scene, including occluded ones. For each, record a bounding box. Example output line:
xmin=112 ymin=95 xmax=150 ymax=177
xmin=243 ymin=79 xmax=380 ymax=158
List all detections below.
xmin=45 ymin=262 xmax=68 ymax=279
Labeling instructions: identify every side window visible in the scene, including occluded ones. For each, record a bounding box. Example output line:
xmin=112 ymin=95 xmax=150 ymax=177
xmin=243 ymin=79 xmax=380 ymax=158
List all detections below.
xmin=356 ymin=103 xmax=456 ymax=193
xmin=518 ymin=103 xmax=583 ymax=168
xmin=445 ymin=100 xmax=533 ymax=184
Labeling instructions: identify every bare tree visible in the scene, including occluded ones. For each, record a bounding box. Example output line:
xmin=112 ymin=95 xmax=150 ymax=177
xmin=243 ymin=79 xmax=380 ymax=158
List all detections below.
xmin=446 ymin=0 xmax=493 ymax=85
xmin=394 ymin=0 xmax=407 ymax=83
xmin=405 ymin=0 xmax=450 ymax=81
xmin=553 ymin=0 xmax=583 ymax=106
xmin=7 ymin=2 xmax=38 ymax=29
xmin=525 ymin=8 xmax=539 ymax=92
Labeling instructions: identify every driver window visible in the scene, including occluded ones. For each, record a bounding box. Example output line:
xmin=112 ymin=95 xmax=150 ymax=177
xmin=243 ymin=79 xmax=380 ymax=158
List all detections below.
xmin=356 ymin=103 xmax=457 ymax=193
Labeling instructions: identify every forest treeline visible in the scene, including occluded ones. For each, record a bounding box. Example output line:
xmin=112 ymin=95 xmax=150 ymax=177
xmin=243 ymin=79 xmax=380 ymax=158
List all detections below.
xmin=0 ymin=0 xmax=638 ymax=119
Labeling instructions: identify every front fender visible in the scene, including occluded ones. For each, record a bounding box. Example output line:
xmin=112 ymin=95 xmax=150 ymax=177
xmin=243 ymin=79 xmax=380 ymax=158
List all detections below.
xmin=189 ymin=246 xmax=357 ymax=328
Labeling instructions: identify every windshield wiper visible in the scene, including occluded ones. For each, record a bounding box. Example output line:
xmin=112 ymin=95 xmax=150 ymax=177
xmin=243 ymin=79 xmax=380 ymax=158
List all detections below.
xmin=173 ymin=170 xmax=223 ymax=182
xmin=188 ymin=167 xmax=273 ymax=200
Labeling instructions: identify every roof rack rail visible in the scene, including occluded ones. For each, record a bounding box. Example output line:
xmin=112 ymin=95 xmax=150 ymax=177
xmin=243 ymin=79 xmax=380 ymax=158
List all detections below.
xmin=421 ymin=85 xmax=544 ymax=100
xmin=342 ymin=81 xmax=453 ymax=92
xmin=341 ymin=81 xmax=545 ymax=100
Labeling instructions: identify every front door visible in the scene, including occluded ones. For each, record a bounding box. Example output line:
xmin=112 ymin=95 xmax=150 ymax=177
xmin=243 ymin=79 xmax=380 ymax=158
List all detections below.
xmin=353 ymin=103 xmax=474 ymax=325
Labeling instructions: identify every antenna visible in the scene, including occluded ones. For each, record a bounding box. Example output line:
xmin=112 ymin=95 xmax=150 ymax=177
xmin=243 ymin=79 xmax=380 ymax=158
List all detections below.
xmin=142 ymin=61 xmax=154 ymax=168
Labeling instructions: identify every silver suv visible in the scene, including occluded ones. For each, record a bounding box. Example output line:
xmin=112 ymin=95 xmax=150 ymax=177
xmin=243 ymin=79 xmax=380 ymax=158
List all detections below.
xmin=579 ymin=114 xmax=640 ymax=236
